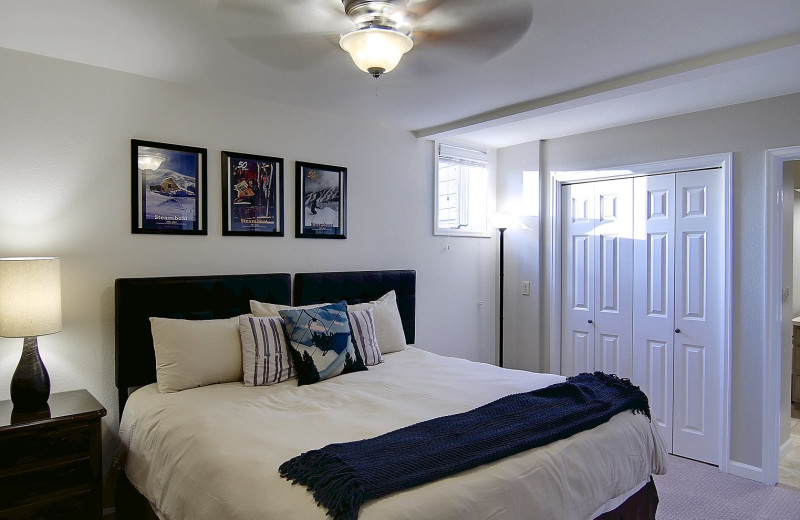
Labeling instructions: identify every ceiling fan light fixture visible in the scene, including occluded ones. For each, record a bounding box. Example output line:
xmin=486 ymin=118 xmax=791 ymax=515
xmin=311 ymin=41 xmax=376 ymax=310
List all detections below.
xmin=339 ymin=26 xmax=413 ymax=78
xmin=138 ymin=153 xmax=166 ymax=171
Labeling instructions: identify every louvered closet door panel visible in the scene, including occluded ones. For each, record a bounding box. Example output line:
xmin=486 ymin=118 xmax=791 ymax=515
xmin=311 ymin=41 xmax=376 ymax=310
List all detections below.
xmin=561 ymin=183 xmax=595 ymax=377
xmin=672 ymin=168 xmax=724 ymax=465
xmin=632 ymin=174 xmax=675 ymax=453
xmin=592 ymin=179 xmax=634 ymax=379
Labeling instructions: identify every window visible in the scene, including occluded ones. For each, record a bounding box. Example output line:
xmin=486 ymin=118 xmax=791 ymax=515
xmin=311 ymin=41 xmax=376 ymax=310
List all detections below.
xmin=434 ymin=143 xmax=490 ymax=237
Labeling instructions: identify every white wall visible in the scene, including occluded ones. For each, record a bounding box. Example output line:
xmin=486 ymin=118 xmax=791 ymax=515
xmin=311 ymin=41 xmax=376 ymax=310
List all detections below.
xmin=496 ymin=142 xmax=542 ymax=372
xmin=0 ymin=48 xmax=496 ymax=475
xmin=531 ymin=92 xmax=800 ymax=471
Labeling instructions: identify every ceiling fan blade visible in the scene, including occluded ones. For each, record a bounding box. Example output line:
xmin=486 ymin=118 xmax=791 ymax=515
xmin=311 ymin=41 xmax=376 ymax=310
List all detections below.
xmin=227 ymin=32 xmax=344 ymax=72
xmin=410 ymin=0 xmax=533 ymax=64
xmin=216 ymin=0 xmax=283 ymax=17
xmin=217 ymin=0 xmax=345 ymax=25
xmin=218 ymin=0 xmax=353 ymax=72
xmin=405 ymin=0 xmax=450 ymax=19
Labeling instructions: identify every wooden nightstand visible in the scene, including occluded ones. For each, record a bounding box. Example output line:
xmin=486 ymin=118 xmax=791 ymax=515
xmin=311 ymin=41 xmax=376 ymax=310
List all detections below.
xmin=0 ymin=389 xmax=106 ymax=519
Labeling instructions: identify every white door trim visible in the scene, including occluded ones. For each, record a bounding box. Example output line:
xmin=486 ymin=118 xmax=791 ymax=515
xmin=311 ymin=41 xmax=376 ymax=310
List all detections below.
xmin=548 ymin=153 xmax=733 ymax=473
xmin=764 ymin=145 xmax=800 ymax=486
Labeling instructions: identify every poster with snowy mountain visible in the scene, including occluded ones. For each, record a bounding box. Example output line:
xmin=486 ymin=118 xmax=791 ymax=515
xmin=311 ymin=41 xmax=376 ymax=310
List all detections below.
xmin=131 ymin=140 xmax=207 ymax=235
xmin=295 ymin=162 xmax=347 ymax=239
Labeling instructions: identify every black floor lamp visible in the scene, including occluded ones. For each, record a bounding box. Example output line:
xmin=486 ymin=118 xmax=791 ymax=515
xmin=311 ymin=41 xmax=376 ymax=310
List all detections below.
xmin=498 ymin=225 xmax=507 ymax=367
xmin=489 ymin=213 xmax=518 ymax=368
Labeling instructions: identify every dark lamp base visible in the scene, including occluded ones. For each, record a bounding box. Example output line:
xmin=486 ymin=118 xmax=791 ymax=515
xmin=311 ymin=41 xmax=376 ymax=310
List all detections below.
xmin=10 ymin=336 xmax=51 ymax=412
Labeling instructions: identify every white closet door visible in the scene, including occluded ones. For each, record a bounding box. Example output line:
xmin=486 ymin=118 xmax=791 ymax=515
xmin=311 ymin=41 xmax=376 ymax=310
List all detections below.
xmin=564 ymin=169 xmax=724 ymax=466
xmin=672 ymin=168 xmax=724 ymax=465
xmin=633 ymin=174 xmax=676 ymax=453
xmin=593 ymin=179 xmax=634 ymax=378
xmin=561 ymin=183 xmax=595 ymax=376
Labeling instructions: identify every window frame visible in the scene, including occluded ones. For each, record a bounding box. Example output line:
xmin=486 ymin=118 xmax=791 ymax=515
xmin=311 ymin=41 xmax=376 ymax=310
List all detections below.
xmin=433 ymin=142 xmax=492 ymax=238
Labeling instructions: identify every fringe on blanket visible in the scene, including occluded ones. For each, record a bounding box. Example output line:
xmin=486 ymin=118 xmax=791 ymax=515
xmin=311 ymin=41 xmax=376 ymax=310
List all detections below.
xmin=280 ymin=452 xmax=363 ymax=520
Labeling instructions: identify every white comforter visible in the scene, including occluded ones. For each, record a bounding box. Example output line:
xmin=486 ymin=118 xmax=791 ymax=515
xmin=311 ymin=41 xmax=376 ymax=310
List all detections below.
xmin=119 ymin=348 xmax=668 ymax=520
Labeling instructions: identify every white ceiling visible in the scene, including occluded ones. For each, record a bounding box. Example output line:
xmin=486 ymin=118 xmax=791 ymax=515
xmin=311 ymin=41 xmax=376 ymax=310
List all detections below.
xmin=2 ymin=0 xmax=799 ymax=148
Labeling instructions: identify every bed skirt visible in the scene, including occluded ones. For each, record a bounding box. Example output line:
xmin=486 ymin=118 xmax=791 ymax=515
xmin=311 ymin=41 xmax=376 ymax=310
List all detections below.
xmin=115 ymin=471 xmax=159 ymax=520
xmin=115 ymin=471 xmax=658 ymax=520
xmin=595 ymin=478 xmax=658 ymax=520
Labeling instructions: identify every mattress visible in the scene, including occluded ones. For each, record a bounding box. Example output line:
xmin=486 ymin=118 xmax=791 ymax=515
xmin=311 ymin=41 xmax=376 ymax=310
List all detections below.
xmin=118 ymin=347 xmax=668 ymax=520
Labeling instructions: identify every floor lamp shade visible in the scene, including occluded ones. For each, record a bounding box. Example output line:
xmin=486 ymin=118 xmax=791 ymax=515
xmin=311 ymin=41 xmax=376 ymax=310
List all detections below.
xmin=0 ymin=257 xmax=62 ymax=410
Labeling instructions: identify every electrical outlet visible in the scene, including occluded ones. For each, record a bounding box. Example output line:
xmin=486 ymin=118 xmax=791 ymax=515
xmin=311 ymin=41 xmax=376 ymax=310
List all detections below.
xmin=522 ymin=281 xmax=531 ymax=296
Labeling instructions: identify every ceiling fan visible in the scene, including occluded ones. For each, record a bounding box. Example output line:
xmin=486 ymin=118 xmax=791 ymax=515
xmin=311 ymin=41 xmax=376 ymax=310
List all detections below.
xmin=339 ymin=0 xmax=415 ymax=78
xmin=219 ymin=0 xmax=533 ymax=78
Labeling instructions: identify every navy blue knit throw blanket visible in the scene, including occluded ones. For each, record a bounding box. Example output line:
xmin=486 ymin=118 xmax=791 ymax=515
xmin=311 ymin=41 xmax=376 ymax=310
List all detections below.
xmin=279 ymin=372 xmax=650 ymax=520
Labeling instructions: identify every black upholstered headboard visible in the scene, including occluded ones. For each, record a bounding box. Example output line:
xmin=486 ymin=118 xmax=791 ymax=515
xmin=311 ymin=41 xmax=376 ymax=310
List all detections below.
xmin=114 ymin=273 xmax=291 ymax=413
xmin=115 ymin=270 xmax=416 ymax=414
xmin=293 ymin=270 xmax=416 ymax=345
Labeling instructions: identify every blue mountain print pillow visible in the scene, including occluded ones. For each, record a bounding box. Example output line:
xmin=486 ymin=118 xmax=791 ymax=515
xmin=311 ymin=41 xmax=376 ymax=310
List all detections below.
xmin=279 ymin=301 xmax=367 ymax=385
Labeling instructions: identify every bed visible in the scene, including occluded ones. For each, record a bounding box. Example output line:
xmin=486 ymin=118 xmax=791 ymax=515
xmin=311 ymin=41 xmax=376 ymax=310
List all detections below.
xmin=114 ymin=270 xmax=667 ymax=520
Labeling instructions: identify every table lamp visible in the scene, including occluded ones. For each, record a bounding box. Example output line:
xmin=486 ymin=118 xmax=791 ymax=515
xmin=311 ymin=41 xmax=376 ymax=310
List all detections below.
xmin=0 ymin=257 xmax=61 ymax=410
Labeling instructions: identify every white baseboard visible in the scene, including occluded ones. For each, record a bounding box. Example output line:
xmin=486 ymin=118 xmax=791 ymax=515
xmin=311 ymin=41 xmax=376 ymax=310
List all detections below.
xmin=727 ymin=459 xmax=763 ymax=482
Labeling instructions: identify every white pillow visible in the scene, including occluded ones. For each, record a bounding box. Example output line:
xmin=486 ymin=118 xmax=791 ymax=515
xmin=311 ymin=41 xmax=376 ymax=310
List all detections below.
xmin=250 ymin=300 xmax=323 ymax=317
xmin=150 ymin=316 xmax=243 ymax=393
xmin=348 ymin=290 xmax=408 ymax=354
xmin=239 ymin=315 xmax=295 ymax=386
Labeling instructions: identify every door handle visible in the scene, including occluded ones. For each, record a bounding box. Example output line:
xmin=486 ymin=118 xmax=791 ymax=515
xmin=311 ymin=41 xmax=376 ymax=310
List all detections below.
xmin=675 ymin=328 xmax=681 ymax=334
xmin=588 ymin=319 xmax=593 ymax=324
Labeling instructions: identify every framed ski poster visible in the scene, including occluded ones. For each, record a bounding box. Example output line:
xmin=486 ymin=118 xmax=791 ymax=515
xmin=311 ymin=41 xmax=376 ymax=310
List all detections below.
xmin=295 ymin=161 xmax=347 ymax=239
xmin=131 ymin=139 xmax=207 ymax=235
xmin=221 ymin=151 xmax=284 ymax=236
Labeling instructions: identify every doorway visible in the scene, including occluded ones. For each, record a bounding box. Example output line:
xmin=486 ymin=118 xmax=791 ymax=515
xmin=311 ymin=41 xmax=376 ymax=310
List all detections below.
xmin=766 ymin=146 xmax=800 ymax=486
xmin=779 ymin=160 xmax=800 ymax=487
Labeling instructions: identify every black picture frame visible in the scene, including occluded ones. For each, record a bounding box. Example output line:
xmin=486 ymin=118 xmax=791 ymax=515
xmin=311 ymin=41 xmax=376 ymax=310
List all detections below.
xmin=295 ymin=161 xmax=347 ymax=239
xmin=131 ymin=139 xmax=207 ymax=235
xmin=221 ymin=151 xmax=284 ymax=236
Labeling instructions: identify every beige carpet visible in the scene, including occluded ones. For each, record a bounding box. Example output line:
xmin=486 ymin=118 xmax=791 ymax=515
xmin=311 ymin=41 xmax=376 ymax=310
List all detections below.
xmin=655 ymin=455 xmax=800 ymax=520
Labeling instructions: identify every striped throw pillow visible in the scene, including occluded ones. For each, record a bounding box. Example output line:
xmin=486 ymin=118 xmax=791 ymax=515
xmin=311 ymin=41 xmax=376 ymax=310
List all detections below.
xmin=239 ymin=315 xmax=295 ymax=386
xmin=348 ymin=308 xmax=383 ymax=366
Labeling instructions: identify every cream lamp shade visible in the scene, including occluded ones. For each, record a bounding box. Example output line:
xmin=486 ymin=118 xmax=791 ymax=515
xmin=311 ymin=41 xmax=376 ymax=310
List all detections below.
xmin=339 ymin=27 xmax=413 ymax=78
xmin=0 ymin=257 xmax=62 ymax=338
xmin=488 ymin=212 xmax=521 ymax=231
